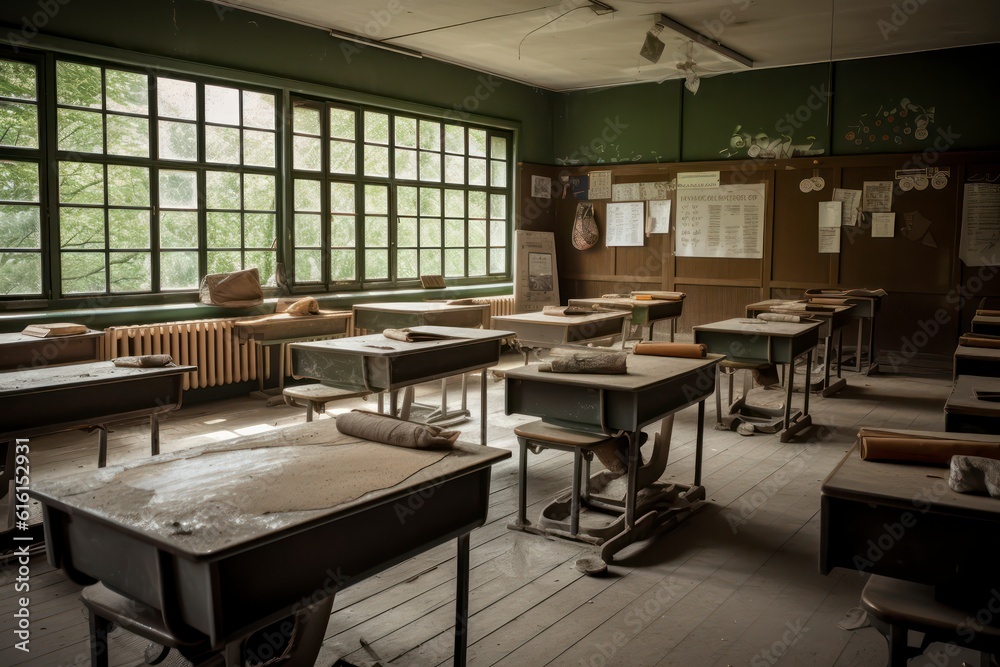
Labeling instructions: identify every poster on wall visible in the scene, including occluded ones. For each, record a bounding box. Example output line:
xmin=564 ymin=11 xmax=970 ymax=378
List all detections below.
xmin=674 ymin=183 xmax=766 ymax=259
xmin=647 ymin=200 xmax=671 ymax=234
xmin=862 ymin=181 xmax=893 ymax=212
xmin=514 ymin=230 xmax=559 ymax=312
xmin=530 ymin=175 xmax=551 ymax=199
xmin=588 ymin=171 xmax=612 ymax=200
xmin=959 ymin=182 xmax=1000 ymax=267
xmin=605 ymin=202 xmax=645 ymax=247
xmin=818 ymin=201 xmax=841 ymax=253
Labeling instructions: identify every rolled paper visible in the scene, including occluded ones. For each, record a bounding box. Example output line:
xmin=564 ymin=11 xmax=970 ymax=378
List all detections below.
xmin=859 ymin=435 xmax=1000 ymax=466
xmin=112 ymin=355 xmax=174 ymax=368
xmin=630 ymin=290 xmax=686 ymax=301
xmin=757 ymin=313 xmax=801 ymax=323
xmin=959 ymin=334 xmax=1000 ymax=350
xmin=600 ymin=293 xmax=629 ymax=299
xmin=633 ymin=342 xmax=707 ymax=358
xmin=539 ymin=352 xmax=628 ymax=374
xmin=541 ymin=305 xmax=592 ymax=316
xmin=633 ymin=294 xmax=653 ymax=300
xmin=976 ymin=310 xmax=1000 ymax=317
xmin=336 ymin=410 xmax=459 ymax=450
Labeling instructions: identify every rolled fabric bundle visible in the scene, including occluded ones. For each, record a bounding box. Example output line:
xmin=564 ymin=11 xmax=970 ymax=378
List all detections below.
xmin=959 ymin=334 xmax=1000 ymax=349
xmin=949 ymin=455 xmax=1000 ymax=498
xmin=633 ymin=342 xmax=707 ymax=358
xmin=630 ymin=290 xmax=686 ymax=301
xmin=600 ymin=293 xmax=629 ymax=299
xmin=976 ymin=310 xmax=1000 ymax=317
xmin=757 ymin=313 xmax=801 ymax=323
xmin=859 ymin=434 xmax=1000 ymax=466
xmin=539 ymin=352 xmax=627 ymax=374
xmin=285 ymin=296 xmax=320 ymax=316
xmin=112 ymin=355 xmax=174 ymax=368
xmin=335 ymin=410 xmax=459 ymax=450
xmin=542 ymin=305 xmax=592 ymax=316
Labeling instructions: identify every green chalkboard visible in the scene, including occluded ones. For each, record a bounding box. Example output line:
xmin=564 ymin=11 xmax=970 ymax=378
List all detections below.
xmin=832 ymin=44 xmax=1000 ymax=155
xmin=553 ymin=81 xmax=682 ymax=166
xmin=680 ymin=63 xmax=832 ymax=162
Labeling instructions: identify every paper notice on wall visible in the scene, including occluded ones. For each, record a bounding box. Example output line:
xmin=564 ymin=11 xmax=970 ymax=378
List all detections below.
xmin=675 ymin=183 xmax=766 ymax=258
xmin=862 ymin=181 xmax=893 ymax=212
xmin=833 ymin=188 xmax=861 ymax=226
xmin=514 ymin=230 xmax=559 ymax=312
xmin=640 ymin=182 xmax=670 ymax=201
xmin=677 ymin=171 xmax=721 ymax=189
xmin=959 ymin=182 xmax=1000 ymax=267
xmin=588 ymin=171 xmax=612 ymax=200
xmin=871 ymin=212 xmax=896 ymax=238
xmin=606 ymin=202 xmax=645 ymax=247
xmin=647 ymin=200 xmax=671 ymax=234
xmin=818 ymin=201 xmax=842 ymax=253
xmin=612 ymin=182 xmax=642 ymax=201
xmin=530 ymin=175 xmax=551 ymax=199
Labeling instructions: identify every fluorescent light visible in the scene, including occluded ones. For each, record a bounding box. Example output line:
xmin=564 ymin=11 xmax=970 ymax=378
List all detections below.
xmin=329 ymin=29 xmax=424 ymax=59
xmin=654 ymin=13 xmax=753 ymax=68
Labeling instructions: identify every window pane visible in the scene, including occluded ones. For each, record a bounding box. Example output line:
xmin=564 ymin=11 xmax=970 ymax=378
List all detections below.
xmin=445 ymin=219 xmax=464 ymax=247
xmin=244 ymin=174 xmax=275 ymax=210
xmin=330 ymin=249 xmax=354 ymax=281
xmin=419 ymin=187 xmax=440 ymax=216
xmin=445 ymin=248 xmax=464 ymax=277
xmin=56 ymin=62 xmax=102 ymax=108
xmin=160 ymin=211 xmax=198 ymax=248
xmin=365 ymin=185 xmax=388 ymax=215
xmin=107 ymin=114 xmax=149 ymax=157
xmin=0 ymin=205 xmax=40 ymax=247
xmin=395 ymin=117 xmax=416 ymax=148
xmin=295 ymin=213 xmax=322 ymax=247
xmin=160 ymin=251 xmax=199 ymax=289
xmin=206 ymin=170 xmax=241 ymax=209
xmin=397 ymin=249 xmax=418 ymax=279
xmin=330 ymin=182 xmax=355 ymax=213
xmin=469 ymin=248 xmax=487 ymax=276
xmin=330 ymin=140 xmax=356 ymax=174
xmin=61 ymin=252 xmax=105 ymax=293
xmin=330 ymin=215 xmax=355 ymax=246
xmin=444 ymin=189 xmax=464 ymax=217
xmin=205 ymin=85 xmax=239 ymax=125
xmin=294 ymin=106 xmax=321 ymax=135
xmin=109 ymin=209 xmax=150 ymax=248
xmin=419 ymin=249 xmax=441 ymax=275
xmin=295 ymin=249 xmax=322 ymax=282
xmin=207 ymin=250 xmax=240 ymax=274
xmin=0 ymin=253 xmax=41 ymax=295
xmin=364 ymin=248 xmax=388 ymax=280
xmin=364 ymin=144 xmax=388 ymax=177
xmin=246 ymin=250 xmax=276 ymax=285
xmin=243 ymin=129 xmax=275 ymax=167
xmin=397 ymin=217 xmax=417 ymax=247
xmin=0 ymin=61 xmax=36 ymax=100
xmin=365 ymin=216 xmax=388 ymax=246
xmin=418 ymin=151 xmax=441 ymax=182
xmin=159 ymin=120 xmax=197 ymax=161
xmin=491 ymin=135 xmax=508 ymax=159
xmin=468 ymin=191 xmax=486 ymax=218
xmin=207 ymin=211 xmax=241 ymax=247
xmin=58 ymin=108 xmax=103 ymax=153
xmin=491 ymin=160 xmax=507 ymax=187
xmin=294 ymin=135 xmax=321 ymax=171
xmin=490 ymin=219 xmax=506 ymax=245
xmin=490 ymin=248 xmax=506 ymax=273
xmin=329 ymin=108 xmax=355 ymax=140
xmin=242 ymin=90 xmax=275 ymax=129
xmin=397 ymin=186 xmax=417 ymax=215
xmin=159 ymin=169 xmax=197 ymax=209
xmin=0 ymin=101 xmax=38 ymax=148
xmin=59 ymin=162 xmax=104 ymax=205
xmin=468 ymin=129 xmax=487 ymax=156
xmin=157 ymin=78 xmax=196 ymax=120
xmin=364 ymin=111 xmax=389 ymax=144
xmin=105 ymin=70 xmax=148 ymax=114
xmin=420 ymin=218 xmax=441 ymax=246
xmin=469 ymin=220 xmax=487 ymax=246
xmin=107 ymin=165 xmax=149 ymax=207
xmin=110 ymin=252 xmax=151 ymax=292
xmin=245 ymin=213 xmax=274 ymax=247
xmin=468 ymin=157 xmax=487 ymax=186
xmin=444 ymin=125 xmax=464 ymax=153
xmin=395 ymin=148 xmax=416 ymax=180
xmin=1 ymin=161 xmax=39 ymax=201
xmin=490 ymin=194 xmax=507 ymax=218
xmin=294 ymin=179 xmax=321 ymax=212
xmin=419 ymin=120 xmax=440 ymax=149
xmin=206 ymin=125 xmax=240 ymax=164
xmin=444 ymin=155 xmax=464 ymax=184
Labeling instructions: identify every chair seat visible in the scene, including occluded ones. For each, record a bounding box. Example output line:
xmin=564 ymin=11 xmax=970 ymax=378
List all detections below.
xmin=513 ymin=420 xmax=617 ymax=448
xmin=282 ymin=383 xmax=370 ymax=403
xmin=82 ymin=583 xmax=209 ymax=650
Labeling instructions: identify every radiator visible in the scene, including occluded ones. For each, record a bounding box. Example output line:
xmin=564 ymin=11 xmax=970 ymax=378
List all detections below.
xmin=483 ymin=294 xmax=515 ymax=319
xmin=102 ymin=318 xmax=266 ymax=391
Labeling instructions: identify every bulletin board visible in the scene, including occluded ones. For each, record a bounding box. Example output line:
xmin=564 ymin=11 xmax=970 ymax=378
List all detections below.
xmin=513 ymin=230 xmax=559 ymax=313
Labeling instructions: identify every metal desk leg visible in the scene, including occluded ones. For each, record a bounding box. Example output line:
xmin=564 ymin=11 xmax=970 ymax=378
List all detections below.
xmin=256 ymin=342 xmax=265 ymax=393
xmin=625 ymin=431 xmax=640 ymax=528
xmin=694 ymin=400 xmax=705 ymax=486
xmin=480 ymin=371 xmax=487 ymax=446
xmin=670 ymin=318 xmax=676 ymax=343
xmin=782 ymin=362 xmax=794 ymax=431
xmin=803 ymin=351 xmax=812 ymax=417
xmin=515 ymin=439 xmax=528 ymax=527
xmin=854 ymin=317 xmax=863 ymax=373
xmin=821 ymin=330 xmax=848 ymax=397
xmin=867 ymin=315 xmax=879 ymax=375
xmin=389 ymin=390 xmax=399 ymax=418
xmin=454 ymin=533 xmax=471 ymax=667
xmin=150 ymin=414 xmax=159 ymax=456
xmin=97 ymin=426 xmax=108 ymax=468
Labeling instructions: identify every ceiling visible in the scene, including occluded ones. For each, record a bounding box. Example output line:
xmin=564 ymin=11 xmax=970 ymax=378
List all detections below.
xmin=207 ymin=0 xmax=1000 ymax=92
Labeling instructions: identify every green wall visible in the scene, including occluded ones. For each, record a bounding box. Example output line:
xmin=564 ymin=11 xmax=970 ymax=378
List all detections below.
xmin=0 ymin=0 xmax=554 ymax=163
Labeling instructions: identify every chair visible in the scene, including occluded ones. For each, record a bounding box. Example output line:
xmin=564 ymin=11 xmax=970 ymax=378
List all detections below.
xmin=282 ymin=383 xmax=371 ymax=422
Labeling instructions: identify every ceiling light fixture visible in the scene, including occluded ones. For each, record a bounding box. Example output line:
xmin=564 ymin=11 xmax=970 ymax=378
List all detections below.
xmin=650 ymin=13 xmax=753 ymax=69
xmin=329 ymin=29 xmax=424 ymax=58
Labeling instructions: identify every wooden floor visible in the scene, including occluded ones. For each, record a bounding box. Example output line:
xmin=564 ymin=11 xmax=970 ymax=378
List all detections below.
xmin=0 ymin=353 xmax=982 ymax=666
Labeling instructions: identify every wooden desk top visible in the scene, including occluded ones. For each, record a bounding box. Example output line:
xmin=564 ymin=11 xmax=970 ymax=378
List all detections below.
xmin=31 ymin=422 xmax=510 ymax=560
xmin=492 ymin=310 xmax=627 ymax=326
xmin=946 ymin=375 xmax=1000 ymax=417
xmin=954 ymin=343 xmax=1000 ymax=360
xmin=0 ymin=361 xmax=195 ymax=396
xmin=503 ymin=352 xmax=721 ymax=392
xmin=692 ymin=317 xmax=822 ymax=338
xmin=0 ymin=330 xmax=104 ymax=345
xmin=352 ymin=302 xmax=489 ymax=314
xmin=291 ymin=326 xmax=509 ymax=358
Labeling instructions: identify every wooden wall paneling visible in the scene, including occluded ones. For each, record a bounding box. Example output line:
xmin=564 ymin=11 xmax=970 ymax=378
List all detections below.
xmin=771 ymin=167 xmax=841 ymax=286
xmin=516 ymin=163 xmax=561 ymax=232
xmin=675 ymin=284 xmax=762 ymax=334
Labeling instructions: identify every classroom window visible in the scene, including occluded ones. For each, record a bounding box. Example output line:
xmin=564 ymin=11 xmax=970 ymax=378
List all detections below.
xmin=290 ymin=96 xmax=512 ymax=288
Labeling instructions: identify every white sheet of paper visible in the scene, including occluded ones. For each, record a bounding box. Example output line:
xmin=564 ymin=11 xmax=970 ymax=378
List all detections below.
xmin=833 ymin=188 xmax=861 ymax=226
xmin=818 ymin=201 xmax=842 ymax=253
xmin=674 ymin=183 xmax=766 ymax=258
xmin=872 ymin=212 xmax=896 ymax=238
xmin=959 ymin=182 xmax=1000 ymax=266
xmin=647 ymin=200 xmax=671 ymax=234
xmin=606 ymin=202 xmax=645 ymax=247
xmin=588 ymin=171 xmax=612 ymax=200
xmin=612 ymin=182 xmax=641 ymax=201
xmin=530 ymin=175 xmax=551 ymax=199
xmin=863 ymin=181 xmax=893 ymax=212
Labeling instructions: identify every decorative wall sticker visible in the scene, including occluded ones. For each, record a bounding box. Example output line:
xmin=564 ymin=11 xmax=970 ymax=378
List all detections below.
xmin=719 ymin=124 xmax=824 ymax=159
xmin=843 ymin=98 xmax=935 ymax=149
